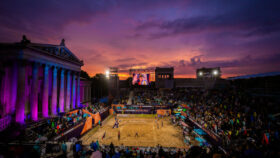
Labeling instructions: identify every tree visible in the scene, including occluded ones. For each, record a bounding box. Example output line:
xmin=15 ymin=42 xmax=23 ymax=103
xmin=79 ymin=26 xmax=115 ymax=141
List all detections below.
xmin=126 ymin=77 xmax=132 ymax=88
xmin=80 ymin=70 xmax=91 ymax=80
xmin=91 ymin=73 xmax=109 ymax=99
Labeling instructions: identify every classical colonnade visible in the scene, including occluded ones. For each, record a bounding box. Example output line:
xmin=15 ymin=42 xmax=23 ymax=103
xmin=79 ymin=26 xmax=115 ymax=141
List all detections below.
xmin=0 ymin=60 xmax=81 ymax=124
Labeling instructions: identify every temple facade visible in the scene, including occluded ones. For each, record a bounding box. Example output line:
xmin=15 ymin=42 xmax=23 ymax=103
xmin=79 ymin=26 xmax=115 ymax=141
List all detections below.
xmin=0 ymin=36 xmax=89 ymax=124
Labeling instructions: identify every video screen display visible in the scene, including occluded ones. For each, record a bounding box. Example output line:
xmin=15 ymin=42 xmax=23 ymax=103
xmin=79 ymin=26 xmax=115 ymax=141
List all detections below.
xmin=132 ymin=73 xmax=150 ymax=85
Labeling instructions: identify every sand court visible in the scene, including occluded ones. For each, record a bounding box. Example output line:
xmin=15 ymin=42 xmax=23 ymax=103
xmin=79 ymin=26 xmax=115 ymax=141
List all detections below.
xmin=80 ymin=114 xmax=188 ymax=148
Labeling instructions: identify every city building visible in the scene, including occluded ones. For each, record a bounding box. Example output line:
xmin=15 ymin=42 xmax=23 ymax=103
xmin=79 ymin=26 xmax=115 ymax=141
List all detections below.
xmin=155 ymin=67 xmax=174 ymax=89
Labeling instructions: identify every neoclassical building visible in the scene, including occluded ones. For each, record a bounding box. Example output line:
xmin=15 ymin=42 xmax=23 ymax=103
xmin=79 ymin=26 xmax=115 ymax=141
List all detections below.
xmin=0 ymin=36 xmax=91 ymax=124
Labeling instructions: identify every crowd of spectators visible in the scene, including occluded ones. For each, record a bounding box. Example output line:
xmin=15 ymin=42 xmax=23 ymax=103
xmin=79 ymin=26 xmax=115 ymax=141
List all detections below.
xmin=29 ymin=109 xmax=89 ymax=142
xmin=27 ymin=103 xmax=108 ymax=142
xmin=184 ymin=88 xmax=279 ymax=157
xmin=86 ymin=103 xmax=108 ymax=114
xmin=132 ymin=88 xmax=182 ymax=106
xmin=88 ymin=142 xmax=209 ymax=158
xmin=113 ymin=95 xmax=129 ymax=105
xmin=23 ymin=141 xmax=219 ymax=158
xmin=121 ymin=87 xmax=280 ymax=157
xmin=2 ymin=86 xmax=279 ymax=157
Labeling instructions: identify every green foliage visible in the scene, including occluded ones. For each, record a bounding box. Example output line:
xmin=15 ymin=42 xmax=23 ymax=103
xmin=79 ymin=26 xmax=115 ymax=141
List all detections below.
xmin=91 ymin=73 xmax=109 ymax=99
xmin=80 ymin=70 xmax=91 ymax=79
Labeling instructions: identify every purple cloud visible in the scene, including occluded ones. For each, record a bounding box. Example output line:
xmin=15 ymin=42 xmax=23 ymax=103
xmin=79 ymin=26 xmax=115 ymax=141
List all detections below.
xmin=0 ymin=0 xmax=279 ymax=78
xmin=136 ymin=0 xmax=280 ymax=39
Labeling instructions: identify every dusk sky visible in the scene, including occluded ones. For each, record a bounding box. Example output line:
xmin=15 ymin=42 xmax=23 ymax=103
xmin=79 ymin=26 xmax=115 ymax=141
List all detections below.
xmin=1 ymin=0 xmax=280 ymax=79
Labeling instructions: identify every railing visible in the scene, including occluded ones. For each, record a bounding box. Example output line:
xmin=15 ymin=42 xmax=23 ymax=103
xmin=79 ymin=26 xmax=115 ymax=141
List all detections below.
xmin=116 ymin=109 xmax=152 ymax=114
xmin=182 ymin=117 xmax=228 ymax=155
xmin=0 ymin=115 xmax=12 ymax=132
xmin=53 ymin=121 xmax=85 ymax=141
xmin=187 ymin=116 xmax=221 ymax=143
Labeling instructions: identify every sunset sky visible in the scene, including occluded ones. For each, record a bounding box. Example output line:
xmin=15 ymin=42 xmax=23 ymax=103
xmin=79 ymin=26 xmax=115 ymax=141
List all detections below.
xmin=1 ymin=0 xmax=279 ymax=79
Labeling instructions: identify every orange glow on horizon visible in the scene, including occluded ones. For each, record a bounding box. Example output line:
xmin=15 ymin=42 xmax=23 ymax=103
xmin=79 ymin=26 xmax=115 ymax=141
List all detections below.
xmin=84 ymin=68 xmax=241 ymax=80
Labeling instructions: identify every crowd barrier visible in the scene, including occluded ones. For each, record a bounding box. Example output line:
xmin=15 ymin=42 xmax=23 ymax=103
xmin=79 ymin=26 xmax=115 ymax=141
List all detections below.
xmin=111 ymin=106 xmax=173 ymax=115
xmin=116 ymin=109 xmax=152 ymax=114
xmin=181 ymin=104 xmax=191 ymax=109
xmin=82 ymin=109 xmax=101 ymax=125
xmin=180 ymin=121 xmax=190 ymax=128
xmin=112 ymin=104 xmax=171 ymax=110
xmin=111 ymin=104 xmax=125 ymax=109
xmin=109 ymin=108 xmax=114 ymax=115
xmin=127 ymin=105 xmax=169 ymax=109
xmin=80 ymin=116 xmax=93 ymax=135
xmin=157 ymin=109 xmax=171 ymax=116
xmin=67 ymin=110 xmax=79 ymax=115
xmin=186 ymin=117 xmax=221 ymax=144
xmin=177 ymin=106 xmax=221 ymax=145
xmin=100 ymin=108 xmax=110 ymax=120
xmin=181 ymin=111 xmax=188 ymax=117
xmin=154 ymin=105 xmax=170 ymax=109
xmin=187 ymin=117 xmax=227 ymax=154
xmin=54 ymin=109 xmax=108 ymax=141
xmin=54 ymin=121 xmax=85 ymax=141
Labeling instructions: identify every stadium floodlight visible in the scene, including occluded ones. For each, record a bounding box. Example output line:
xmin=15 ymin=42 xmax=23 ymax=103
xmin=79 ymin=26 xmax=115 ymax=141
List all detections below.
xmin=213 ymin=70 xmax=218 ymax=75
xmin=105 ymin=70 xmax=110 ymax=78
xmin=199 ymin=71 xmax=203 ymax=76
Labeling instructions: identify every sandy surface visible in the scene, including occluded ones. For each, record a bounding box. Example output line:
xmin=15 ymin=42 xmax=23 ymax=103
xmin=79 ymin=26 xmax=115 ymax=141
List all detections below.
xmin=80 ymin=114 xmax=188 ymax=148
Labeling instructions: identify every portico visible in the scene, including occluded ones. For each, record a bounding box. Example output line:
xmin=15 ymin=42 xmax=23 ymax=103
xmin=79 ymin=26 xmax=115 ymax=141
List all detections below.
xmin=0 ymin=36 xmax=84 ymax=123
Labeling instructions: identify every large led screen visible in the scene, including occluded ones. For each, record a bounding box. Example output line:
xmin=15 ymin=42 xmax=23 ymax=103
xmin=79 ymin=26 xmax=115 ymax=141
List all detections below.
xmin=132 ymin=73 xmax=150 ymax=85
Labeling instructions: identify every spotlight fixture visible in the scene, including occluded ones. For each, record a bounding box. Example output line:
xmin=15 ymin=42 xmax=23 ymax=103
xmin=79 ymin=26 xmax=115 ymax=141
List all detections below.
xmin=213 ymin=70 xmax=218 ymax=75
xmin=105 ymin=70 xmax=110 ymax=78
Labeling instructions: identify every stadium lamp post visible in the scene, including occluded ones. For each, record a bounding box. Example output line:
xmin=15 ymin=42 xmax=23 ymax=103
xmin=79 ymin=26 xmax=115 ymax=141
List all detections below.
xmin=105 ymin=70 xmax=110 ymax=79
xmin=212 ymin=69 xmax=219 ymax=80
xmin=105 ymin=69 xmax=110 ymax=98
xmin=213 ymin=70 xmax=218 ymax=76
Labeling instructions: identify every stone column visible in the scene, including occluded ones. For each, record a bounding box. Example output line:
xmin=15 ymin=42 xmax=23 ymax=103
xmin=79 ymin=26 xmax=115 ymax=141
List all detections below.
xmin=4 ymin=66 xmax=11 ymax=114
xmin=81 ymin=86 xmax=84 ymax=104
xmin=88 ymin=83 xmax=91 ymax=105
xmin=88 ymin=86 xmax=91 ymax=101
xmin=30 ymin=63 xmax=39 ymax=121
xmin=42 ymin=65 xmax=49 ymax=117
xmin=76 ymin=74 xmax=80 ymax=107
xmin=51 ymin=67 xmax=58 ymax=115
xmin=15 ymin=62 xmax=27 ymax=124
xmin=10 ymin=62 xmax=18 ymax=114
xmin=84 ymin=86 xmax=86 ymax=103
xmin=83 ymin=84 xmax=87 ymax=102
xmin=86 ymin=86 xmax=88 ymax=101
xmin=71 ymin=73 xmax=76 ymax=109
xmin=59 ymin=69 xmax=65 ymax=113
xmin=65 ymin=70 xmax=71 ymax=112
xmin=0 ymin=68 xmax=5 ymax=111
xmin=84 ymin=86 xmax=86 ymax=102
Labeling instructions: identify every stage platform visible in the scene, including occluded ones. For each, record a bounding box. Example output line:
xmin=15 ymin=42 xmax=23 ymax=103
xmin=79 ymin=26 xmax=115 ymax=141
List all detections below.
xmin=80 ymin=114 xmax=188 ymax=148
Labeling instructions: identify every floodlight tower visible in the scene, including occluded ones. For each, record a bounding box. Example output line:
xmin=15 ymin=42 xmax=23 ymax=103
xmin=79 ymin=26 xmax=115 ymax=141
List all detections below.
xmin=196 ymin=67 xmax=221 ymax=79
xmin=107 ymin=67 xmax=119 ymax=97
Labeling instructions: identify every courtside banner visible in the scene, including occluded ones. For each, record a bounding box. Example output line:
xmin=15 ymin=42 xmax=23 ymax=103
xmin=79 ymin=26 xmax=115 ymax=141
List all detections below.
xmin=82 ymin=109 xmax=101 ymax=125
xmin=80 ymin=116 xmax=93 ymax=135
